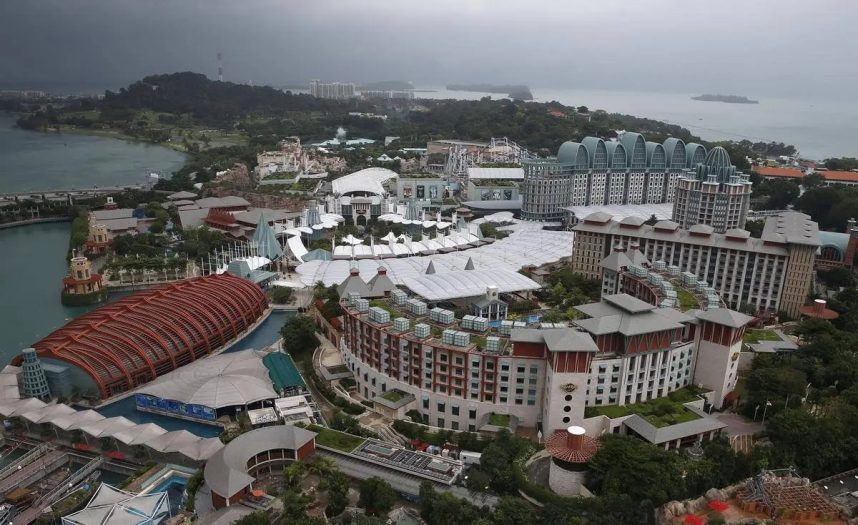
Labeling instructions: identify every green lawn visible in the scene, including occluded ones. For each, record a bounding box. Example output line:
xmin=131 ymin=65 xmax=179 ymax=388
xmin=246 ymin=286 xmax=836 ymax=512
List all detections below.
xmin=743 ymin=329 xmax=781 ymax=345
xmin=382 ymin=390 xmax=404 ymax=402
xmin=488 ymin=413 xmax=510 ymax=427
xmin=585 ymin=387 xmax=706 ymax=428
xmin=308 ymin=425 xmax=366 ymax=452
xmin=675 ymin=287 xmax=700 ymax=311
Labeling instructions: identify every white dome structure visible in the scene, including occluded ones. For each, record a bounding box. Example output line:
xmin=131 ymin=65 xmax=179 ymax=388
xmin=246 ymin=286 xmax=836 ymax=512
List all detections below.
xmin=135 ymin=350 xmax=277 ymax=410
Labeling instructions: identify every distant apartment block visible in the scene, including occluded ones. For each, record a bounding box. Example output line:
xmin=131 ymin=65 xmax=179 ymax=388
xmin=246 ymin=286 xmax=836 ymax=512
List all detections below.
xmin=309 ymin=80 xmax=355 ymax=99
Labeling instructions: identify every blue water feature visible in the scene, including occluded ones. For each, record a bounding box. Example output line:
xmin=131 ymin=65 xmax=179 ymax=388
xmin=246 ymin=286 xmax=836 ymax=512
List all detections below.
xmin=149 ymin=474 xmax=188 ymax=513
xmin=94 ymin=310 xmax=294 ymax=437
xmin=224 ymin=310 xmax=292 ymax=353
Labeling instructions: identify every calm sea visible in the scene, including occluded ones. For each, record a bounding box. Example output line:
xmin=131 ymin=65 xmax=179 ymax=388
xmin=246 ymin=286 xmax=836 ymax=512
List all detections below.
xmin=0 ymin=112 xmax=186 ymax=193
xmin=415 ymin=87 xmax=857 ymax=161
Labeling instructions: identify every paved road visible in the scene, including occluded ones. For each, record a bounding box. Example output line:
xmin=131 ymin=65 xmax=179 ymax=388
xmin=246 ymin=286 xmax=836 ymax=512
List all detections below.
xmin=716 ymin=412 xmax=763 ymax=438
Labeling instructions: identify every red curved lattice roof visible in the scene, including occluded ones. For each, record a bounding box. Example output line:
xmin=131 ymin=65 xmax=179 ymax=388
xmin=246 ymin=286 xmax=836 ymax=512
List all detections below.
xmin=25 ymin=274 xmax=268 ymax=399
xmin=545 ymin=429 xmax=599 ymax=463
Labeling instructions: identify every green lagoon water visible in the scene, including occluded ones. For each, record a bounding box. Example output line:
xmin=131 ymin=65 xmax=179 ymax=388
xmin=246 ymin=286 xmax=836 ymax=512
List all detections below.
xmin=0 ymin=112 xmax=186 ymax=193
xmin=0 ymin=115 xmax=186 ymax=361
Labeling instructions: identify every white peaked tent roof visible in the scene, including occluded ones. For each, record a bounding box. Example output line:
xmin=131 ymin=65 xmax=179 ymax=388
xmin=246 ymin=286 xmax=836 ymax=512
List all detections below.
xmin=0 ymin=397 xmax=46 ymax=417
xmin=287 ymin=235 xmax=309 ymax=262
xmin=175 ymin=437 xmax=225 ymax=461
xmin=342 ymin=234 xmax=363 ymax=245
xmin=111 ymin=423 xmax=168 ymax=446
xmin=51 ymin=409 xmax=105 ymax=431
xmin=295 ymin=222 xmax=575 ymax=293
xmin=79 ymin=416 xmax=136 ymax=439
xmin=62 ymin=483 xmax=169 ymax=525
xmin=21 ymin=403 xmax=76 ymax=424
xmin=135 ymin=351 xmax=276 ymax=410
xmin=403 ymin=268 xmax=541 ymax=301
xmin=146 ymin=430 xmax=201 ymax=453
xmin=380 ymin=231 xmax=398 ymax=243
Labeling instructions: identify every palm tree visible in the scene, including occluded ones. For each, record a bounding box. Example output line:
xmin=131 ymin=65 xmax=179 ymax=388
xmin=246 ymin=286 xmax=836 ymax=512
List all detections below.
xmin=282 ymin=461 xmax=306 ymax=489
xmin=307 ymin=456 xmax=336 ymax=479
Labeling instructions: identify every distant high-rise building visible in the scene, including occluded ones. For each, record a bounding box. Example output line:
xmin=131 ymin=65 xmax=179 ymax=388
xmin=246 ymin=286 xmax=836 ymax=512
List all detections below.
xmin=309 ymin=80 xmax=356 ymax=99
xmin=672 ymin=146 xmax=752 ymax=233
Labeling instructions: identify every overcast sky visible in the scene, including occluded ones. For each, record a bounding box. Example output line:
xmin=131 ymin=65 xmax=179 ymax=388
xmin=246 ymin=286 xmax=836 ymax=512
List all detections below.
xmin=1 ymin=0 xmax=855 ymax=99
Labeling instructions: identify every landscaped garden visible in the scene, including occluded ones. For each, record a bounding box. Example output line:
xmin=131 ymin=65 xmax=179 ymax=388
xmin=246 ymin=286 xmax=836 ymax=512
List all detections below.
xmin=675 ymin=287 xmax=700 ymax=311
xmin=488 ymin=413 xmax=510 ymax=427
xmin=382 ymin=390 xmax=404 ymax=403
xmin=584 ymin=387 xmax=708 ymax=427
xmin=307 ymin=424 xmax=366 ymax=452
xmin=742 ymin=328 xmax=781 ymax=346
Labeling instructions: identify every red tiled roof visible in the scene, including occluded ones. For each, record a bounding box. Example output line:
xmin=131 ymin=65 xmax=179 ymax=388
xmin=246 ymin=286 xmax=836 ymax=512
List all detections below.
xmin=818 ymin=170 xmax=858 ymax=182
xmin=752 ymin=166 xmax=803 ymax=179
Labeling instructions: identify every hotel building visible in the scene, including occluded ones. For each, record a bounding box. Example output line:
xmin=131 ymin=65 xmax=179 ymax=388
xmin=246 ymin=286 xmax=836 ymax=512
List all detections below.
xmin=571 ymin=211 xmax=820 ymax=318
xmin=521 ymin=133 xmax=707 ymax=221
xmin=672 ymin=146 xmax=752 ymax=233
xmin=338 ymin=290 xmax=751 ymax=437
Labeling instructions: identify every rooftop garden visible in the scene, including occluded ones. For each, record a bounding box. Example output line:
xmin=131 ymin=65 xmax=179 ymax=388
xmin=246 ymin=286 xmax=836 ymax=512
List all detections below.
xmin=488 ymin=413 xmax=511 ymax=427
xmin=381 ymin=390 xmax=404 ymax=402
xmin=675 ymin=287 xmax=700 ymax=311
xmin=743 ymin=328 xmax=781 ymax=346
xmin=471 ymin=179 xmax=517 ymax=186
xmin=369 ymin=299 xmax=399 ymax=317
xmin=584 ymin=386 xmax=708 ymax=428
xmin=307 ymin=424 xmax=366 ymax=453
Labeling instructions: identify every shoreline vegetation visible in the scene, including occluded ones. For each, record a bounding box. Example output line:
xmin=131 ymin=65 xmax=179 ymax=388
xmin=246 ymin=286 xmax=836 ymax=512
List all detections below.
xmin=8 ymin=71 xmax=815 ymax=198
xmin=691 ymin=94 xmax=759 ymax=104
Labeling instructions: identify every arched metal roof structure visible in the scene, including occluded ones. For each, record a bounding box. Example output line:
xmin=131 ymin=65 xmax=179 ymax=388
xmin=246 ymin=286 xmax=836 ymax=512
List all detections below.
xmin=620 ymin=132 xmax=647 ymax=169
xmin=581 ymin=137 xmax=608 ymax=169
xmin=685 ymin=143 xmax=706 ymax=167
xmin=556 ymin=141 xmax=590 ymax=167
xmin=662 ymin=138 xmax=687 ymax=169
xmin=605 ymin=141 xmax=627 ymax=168
xmin=645 ymin=142 xmax=666 ymax=169
xmin=26 ymin=274 xmax=268 ymax=399
xmin=556 ymin=133 xmax=695 ymax=171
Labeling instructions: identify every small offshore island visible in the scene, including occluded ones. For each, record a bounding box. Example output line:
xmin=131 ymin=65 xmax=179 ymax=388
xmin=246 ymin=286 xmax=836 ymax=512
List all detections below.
xmin=446 ymin=83 xmax=533 ymax=100
xmin=691 ymin=93 xmax=759 ymax=104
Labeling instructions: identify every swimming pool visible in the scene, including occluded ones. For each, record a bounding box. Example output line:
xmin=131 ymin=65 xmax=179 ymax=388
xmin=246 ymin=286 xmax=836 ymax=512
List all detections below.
xmin=139 ymin=465 xmax=196 ymax=513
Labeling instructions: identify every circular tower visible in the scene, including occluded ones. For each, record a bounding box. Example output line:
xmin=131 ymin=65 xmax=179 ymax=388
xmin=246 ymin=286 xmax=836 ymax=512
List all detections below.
xmin=546 ymin=425 xmax=599 ymax=496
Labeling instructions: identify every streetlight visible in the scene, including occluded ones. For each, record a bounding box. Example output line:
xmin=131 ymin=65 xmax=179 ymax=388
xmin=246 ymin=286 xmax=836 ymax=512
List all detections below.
xmin=761 ymin=400 xmax=771 ymax=424
xmin=753 ymin=404 xmax=760 ymax=421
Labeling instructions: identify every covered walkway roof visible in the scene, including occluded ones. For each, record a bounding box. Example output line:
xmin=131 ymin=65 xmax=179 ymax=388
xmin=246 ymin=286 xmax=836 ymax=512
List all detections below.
xmin=264 ymin=352 xmax=306 ymax=393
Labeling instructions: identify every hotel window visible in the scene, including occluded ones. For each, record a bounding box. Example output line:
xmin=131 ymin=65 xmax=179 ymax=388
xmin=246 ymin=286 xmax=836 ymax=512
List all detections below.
xmin=438 ymin=402 xmax=445 ymax=412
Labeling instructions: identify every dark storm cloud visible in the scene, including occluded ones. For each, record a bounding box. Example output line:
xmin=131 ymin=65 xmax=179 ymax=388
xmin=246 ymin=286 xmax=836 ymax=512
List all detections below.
xmin=0 ymin=0 xmax=855 ymax=97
